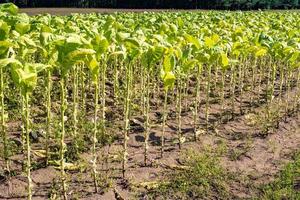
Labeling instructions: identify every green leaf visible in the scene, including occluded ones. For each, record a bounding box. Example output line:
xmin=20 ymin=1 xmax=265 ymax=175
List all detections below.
xmin=204 ymin=37 xmax=214 ymax=48
xmin=221 ymin=53 xmax=229 ymax=67
xmin=116 ymin=32 xmax=130 ymax=42
xmin=124 ymin=38 xmax=140 ymax=49
xmin=163 ymin=53 xmax=175 ymax=73
xmin=182 ymin=59 xmax=198 ymax=73
xmin=288 ymin=51 xmax=299 ymax=64
xmin=15 ymin=22 xmax=31 ymax=35
xmin=0 ymin=40 xmax=13 ymax=56
xmin=92 ymin=35 xmax=109 ymax=59
xmin=86 ymin=55 xmax=100 ymax=84
xmin=163 ymin=71 xmax=175 ymax=90
xmin=28 ymin=63 xmax=50 ymax=73
xmin=0 ymin=58 xmax=22 ymax=69
xmin=0 ymin=20 xmax=10 ymax=40
xmin=204 ymin=34 xmax=219 ymax=48
xmin=184 ymin=34 xmax=200 ymax=49
xmin=66 ymin=48 xmax=96 ymax=62
xmin=0 ymin=3 xmax=19 ymax=15
xmin=255 ymin=48 xmax=267 ymax=57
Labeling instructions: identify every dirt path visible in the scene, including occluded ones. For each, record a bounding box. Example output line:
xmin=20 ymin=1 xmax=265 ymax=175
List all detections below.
xmin=20 ymin=8 xmax=187 ymax=15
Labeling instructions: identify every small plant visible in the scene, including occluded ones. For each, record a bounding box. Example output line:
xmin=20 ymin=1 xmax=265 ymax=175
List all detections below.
xmin=260 ymin=152 xmax=300 ymax=199
xmin=148 ymin=149 xmax=231 ymax=199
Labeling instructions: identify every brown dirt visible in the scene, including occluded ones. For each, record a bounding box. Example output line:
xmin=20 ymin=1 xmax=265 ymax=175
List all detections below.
xmin=20 ymin=8 xmax=187 ymax=16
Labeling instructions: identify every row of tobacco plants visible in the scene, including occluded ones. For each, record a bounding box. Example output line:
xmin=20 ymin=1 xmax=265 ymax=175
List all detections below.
xmin=0 ymin=3 xmax=299 ymax=200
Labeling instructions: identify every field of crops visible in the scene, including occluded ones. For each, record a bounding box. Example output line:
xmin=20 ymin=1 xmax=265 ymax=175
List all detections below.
xmin=0 ymin=3 xmax=299 ymax=200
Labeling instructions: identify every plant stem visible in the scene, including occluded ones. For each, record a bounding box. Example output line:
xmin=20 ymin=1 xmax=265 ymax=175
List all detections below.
xmin=0 ymin=66 xmax=9 ymax=172
xmin=113 ymin=57 xmax=119 ymax=104
xmin=24 ymin=92 xmax=32 ymax=200
xmin=21 ymin=93 xmax=26 ymax=152
xmin=72 ymin=65 xmax=78 ymax=154
xmin=60 ymin=77 xmax=67 ymax=200
xmin=177 ymin=75 xmax=182 ymax=149
xmin=230 ymin=66 xmax=236 ymax=119
xmin=45 ymin=70 xmax=51 ymax=166
xmin=92 ymin=75 xmax=99 ymax=193
xmin=205 ymin=65 xmax=211 ymax=129
xmin=194 ymin=65 xmax=201 ymax=141
xmin=161 ymin=89 xmax=168 ymax=158
xmin=101 ymin=61 xmax=106 ymax=141
xmin=285 ymin=68 xmax=291 ymax=121
xmin=122 ymin=62 xmax=131 ymax=178
xmin=144 ymin=72 xmax=150 ymax=166
xmin=220 ymin=69 xmax=225 ymax=122
xmin=250 ymin=60 xmax=256 ymax=107
xmin=239 ymin=62 xmax=244 ymax=114
xmin=294 ymin=68 xmax=300 ymax=111
xmin=80 ymin=65 xmax=86 ymax=116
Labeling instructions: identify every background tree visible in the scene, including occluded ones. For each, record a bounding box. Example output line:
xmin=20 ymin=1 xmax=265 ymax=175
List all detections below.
xmin=5 ymin=0 xmax=300 ymax=10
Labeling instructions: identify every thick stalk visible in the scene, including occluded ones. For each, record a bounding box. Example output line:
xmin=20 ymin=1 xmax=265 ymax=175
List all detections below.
xmin=24 ymin=92 xmax=32 ymax=200
xmin=113 ymin=58 xmax=119 ymax=104
xmin=141 ymin=63 xmax=145 ymax=115
xmin=161 ymin=89 xmax=168 ymax=157
xmin=144 ymin=72 xmax=150 ymax=166
xmin=80 ymin=66 xmax=86 ymax=115
xmin=72 ymin=66 xmax=78 ymax=153
xmin=250 ymin=60 xmax=257 ymax=106
xmin=45 ymin=70 xmax=51 ymax=166
xmin=285 ymin=68 xmax=291 ymax=120
xmin=92 ymin=76 xmax=99 ymax=193
xmin=239 ymin=62 xmax=244 ymax=114
xmin=268 ymin=64 xmax=276 ymax=118
xmin=220 ymin=69 xmax=225 ymax=122
xmin=60 ymin=77 xmax=67 ymax=200
xmin=266 ymin=63 xmax=271 ymax=102
xmin=177 ymin=76 xmax=182 ymax=149
xmin=230 ymin=66 xmax=236 ymax=119
xmin=214 ymin=65 xmax=219 ymax=95
xmin=293 ymin=68 xmax=300 ymax=111
xmin=183 ymin=81 xmax=188 ymax=110
xmin=0 ymin=66 xmax=9 ymax=172
xmin=270 ymin=64 xmax=276 ymax=101
xmin=101 ymin=61 xmax=106 ymax=138
xmin=21 ymin=94 xmax=26 ymax=152
xmin=122 ymin=62 xmax=131 ymax=178
xmin=194 ymin=66 xmax=201 ymax=141
xmin=205 ymin=65 xmax=211 ymax=129
xmin=278 ymin=64 xmax=284 ymax=108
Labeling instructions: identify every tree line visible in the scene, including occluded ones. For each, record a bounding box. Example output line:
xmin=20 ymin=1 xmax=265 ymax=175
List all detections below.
xmin=3 ymin=0 xmax=300 ymax=10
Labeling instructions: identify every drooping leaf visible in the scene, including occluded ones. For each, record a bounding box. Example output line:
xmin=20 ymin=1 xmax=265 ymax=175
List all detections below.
xmin=0 ymin=3 xmax=19 ymax=15
xmin=184 ymin=34 xmax=200 ymax=49
xmin=255 ymin=48 xmax=267 ymax=57
xmin=220 ymin=53 xmax=229 ymax=67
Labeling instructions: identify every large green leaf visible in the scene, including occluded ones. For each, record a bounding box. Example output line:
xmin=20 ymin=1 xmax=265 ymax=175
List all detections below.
xmin=0 ymin=58 xmax=22 ymax=69
xmin=220 ymin=53 xmax=229 ymax=68
xmin=161 ymin=71 xmax=175 ymax=90
xmin=184 ymin=34 xmax=200 ymax=49
xmin=86 ymin=55 xmax=100 ymax=84
xmin=15 ymin=22 xmax=31 ymax=35
xmin=0 ymin=3 xmax=19 ymax=15
xmin=163 ymin=52 xmax=175 ymax=73
xmin=0 ymin=40 xmax=13 ymax=56
xmin=0 ymin=20 xmax=10 ymax=40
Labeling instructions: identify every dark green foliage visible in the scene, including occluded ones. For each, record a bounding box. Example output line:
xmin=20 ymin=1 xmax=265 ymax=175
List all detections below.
xmin=5 ymin=0 xmax=300 ymax=9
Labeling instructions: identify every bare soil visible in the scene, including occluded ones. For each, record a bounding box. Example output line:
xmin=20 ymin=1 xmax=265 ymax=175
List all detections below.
xmin=20 ymin=8 xmax=185 ymax=15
